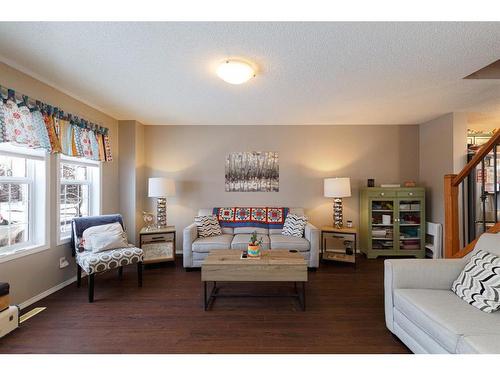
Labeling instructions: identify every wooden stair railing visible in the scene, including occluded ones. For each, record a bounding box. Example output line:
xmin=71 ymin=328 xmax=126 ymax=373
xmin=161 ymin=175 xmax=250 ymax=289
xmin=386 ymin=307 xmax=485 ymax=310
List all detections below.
xmin=444 ymin=128 xmax=500 ymax=258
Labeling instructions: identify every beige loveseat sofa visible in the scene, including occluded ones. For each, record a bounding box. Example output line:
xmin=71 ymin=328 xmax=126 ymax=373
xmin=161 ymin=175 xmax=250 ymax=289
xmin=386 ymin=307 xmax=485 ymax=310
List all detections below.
xmin=384 ymin=232 xmax=500 ymax=353
xmin=183 ymin=207 xmax=320 ymax=268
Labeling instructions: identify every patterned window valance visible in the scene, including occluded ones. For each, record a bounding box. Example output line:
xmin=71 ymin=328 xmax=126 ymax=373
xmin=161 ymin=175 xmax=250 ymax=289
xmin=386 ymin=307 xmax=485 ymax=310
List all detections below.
xmin=0 ymin=85 xmax=112 ymax=162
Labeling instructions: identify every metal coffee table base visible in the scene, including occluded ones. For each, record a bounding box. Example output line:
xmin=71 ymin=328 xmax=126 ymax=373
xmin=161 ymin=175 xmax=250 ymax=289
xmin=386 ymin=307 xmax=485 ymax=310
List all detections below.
xmin=203 ymin=281 xmax=306 ymax=311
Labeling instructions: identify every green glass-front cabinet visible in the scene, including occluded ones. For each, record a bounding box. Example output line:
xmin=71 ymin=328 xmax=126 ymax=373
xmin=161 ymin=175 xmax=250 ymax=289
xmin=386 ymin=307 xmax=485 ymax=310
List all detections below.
xmin=360 ymin=187 xmax=425 ymax=259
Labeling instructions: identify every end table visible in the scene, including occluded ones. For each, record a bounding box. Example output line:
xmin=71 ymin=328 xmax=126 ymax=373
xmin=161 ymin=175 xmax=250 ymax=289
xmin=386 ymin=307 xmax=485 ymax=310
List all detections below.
xmin=139 ymin=226 xmax=176 ymax=264
xmin=321 ymin=226 xmax=357 ymax=266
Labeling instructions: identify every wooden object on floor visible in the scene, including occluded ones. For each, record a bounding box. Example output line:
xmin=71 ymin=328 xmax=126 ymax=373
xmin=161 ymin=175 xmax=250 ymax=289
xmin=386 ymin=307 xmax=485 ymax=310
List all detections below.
xmin=202 ymin=250 xmax=308 ymax=311
xmin=359 ymin=187 xmax=426 ymax=259
xmin=19 ymin=307 xmax=46 ymax=324
xmin=139 ymin=226 xmax=176 ymax=264
xmin=0 ymin=295 xmax=9 ymax=312
xmin=321 ymin=226 xmax=357 ymax=265
xmin=202 ymin=249 xmax=307 ymax=282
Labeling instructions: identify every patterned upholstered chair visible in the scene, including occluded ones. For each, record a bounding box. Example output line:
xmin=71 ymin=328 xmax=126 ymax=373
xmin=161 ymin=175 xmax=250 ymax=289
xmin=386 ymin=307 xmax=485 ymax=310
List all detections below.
xmin=72 ymin=214 xmax=144 ymax=302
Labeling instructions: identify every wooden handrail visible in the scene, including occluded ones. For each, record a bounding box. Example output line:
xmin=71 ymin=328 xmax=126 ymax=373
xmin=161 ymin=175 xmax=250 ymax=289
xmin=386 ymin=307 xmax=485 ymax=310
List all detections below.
xmin=444 ymin=174 xmax=460 ymax=258
xmin=444 ymin=128 xmax=500 ymax=258
xmin=453 ymin=129 xmax=500 ymax=186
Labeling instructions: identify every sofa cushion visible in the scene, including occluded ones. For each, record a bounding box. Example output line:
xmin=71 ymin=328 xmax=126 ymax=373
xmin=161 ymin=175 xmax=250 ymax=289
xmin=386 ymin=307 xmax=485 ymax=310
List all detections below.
xmin=234 ymin=226 xmax=269 ymax=235
xmin=452 ymin=250 xmax=500 ymax=313
xmin=192 ymin=234 xmax=233 ymax=253
xmin=195 ymin=215 xmax=222 ymax=238
xmin=469 ymin=232 xmax=500 ymax=258
xmin=269 ymin=234 xmax=310 ymax=251
xmin=456 ymin=335 xmax=500 ymax=354
xmin=394 ymin=289 xmax=500 ymax=353
xmin=282 ymin=213 xmax=308 ymax=237
xmin=231 ymin=234 xmax=270 ymax=251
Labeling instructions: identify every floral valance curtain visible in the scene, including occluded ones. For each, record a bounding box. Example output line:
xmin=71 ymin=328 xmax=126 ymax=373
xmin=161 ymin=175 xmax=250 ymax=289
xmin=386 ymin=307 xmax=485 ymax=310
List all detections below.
xmin=0 ymin=86 xmax=112 ymax=162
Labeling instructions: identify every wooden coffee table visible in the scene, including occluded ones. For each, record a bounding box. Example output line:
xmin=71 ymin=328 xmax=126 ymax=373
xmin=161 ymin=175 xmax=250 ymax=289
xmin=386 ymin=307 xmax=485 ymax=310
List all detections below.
xmin=201 ymin=249 xmax=308 ymax=311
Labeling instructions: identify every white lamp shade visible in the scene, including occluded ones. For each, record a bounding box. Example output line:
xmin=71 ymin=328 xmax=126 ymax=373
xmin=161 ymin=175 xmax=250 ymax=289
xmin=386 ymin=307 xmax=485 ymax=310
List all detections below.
xmin=324 ymin=177 xmax=351 ymax=198
xmin=148 ymin=178 xmax=176 ymax=198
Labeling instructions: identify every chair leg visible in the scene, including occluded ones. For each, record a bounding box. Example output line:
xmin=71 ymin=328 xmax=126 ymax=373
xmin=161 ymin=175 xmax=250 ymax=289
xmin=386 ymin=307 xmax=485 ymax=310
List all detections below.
xmin=118 ymin=266 xmax=123 ymax=278
xmin=77 ymin=265 xmax=82 ymax=288
xmin=88 ymin=274 xmax=95 ymax=303
xmin=137 ymin=262 xmax=143 ymax=287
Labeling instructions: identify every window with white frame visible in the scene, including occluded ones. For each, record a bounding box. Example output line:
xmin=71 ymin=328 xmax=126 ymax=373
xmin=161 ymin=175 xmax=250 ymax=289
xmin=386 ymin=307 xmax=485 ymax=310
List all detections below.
xmin=58 ymin=155 xmax=100 ymax=242
xmin=0 ymin=144 xmax=48 ymax=257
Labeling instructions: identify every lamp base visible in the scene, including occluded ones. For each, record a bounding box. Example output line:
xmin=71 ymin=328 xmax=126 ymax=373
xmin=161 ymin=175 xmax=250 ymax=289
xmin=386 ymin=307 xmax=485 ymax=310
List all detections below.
xmin=156 ymin=197 xmax=167 ymax=228
xmin=333 ymin=198 xmax=343 ymax=228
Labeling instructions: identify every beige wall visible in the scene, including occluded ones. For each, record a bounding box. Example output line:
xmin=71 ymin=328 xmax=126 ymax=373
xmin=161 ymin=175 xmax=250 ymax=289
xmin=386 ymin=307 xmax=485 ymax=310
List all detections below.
xmin=419 ymin=113 xmax=467 ymax=228
xmin=419 ymin=113 xmax=454 ymax=225
xmin=0 ymin=62 xmax=120 ymax=304
xmin=143 ymin=125 xmax=420 ymax=250
xmin=118 ymin=120 xmax=145 ymax=245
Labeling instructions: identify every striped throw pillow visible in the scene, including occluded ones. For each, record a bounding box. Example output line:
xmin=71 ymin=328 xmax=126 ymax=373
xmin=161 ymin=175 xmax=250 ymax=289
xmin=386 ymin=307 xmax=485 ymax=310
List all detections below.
xmin=282 ymin=214 xmax=308 ymax=238
xmin=452 ymin=250 xmax=500 ymax=313
xmin=195 ymin=215 xmax=222 ymax=238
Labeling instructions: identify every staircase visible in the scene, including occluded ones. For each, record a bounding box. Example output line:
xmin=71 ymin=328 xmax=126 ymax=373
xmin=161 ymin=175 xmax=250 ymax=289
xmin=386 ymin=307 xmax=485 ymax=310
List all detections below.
xmin=444 ymin=128 xmax=500 ymax=258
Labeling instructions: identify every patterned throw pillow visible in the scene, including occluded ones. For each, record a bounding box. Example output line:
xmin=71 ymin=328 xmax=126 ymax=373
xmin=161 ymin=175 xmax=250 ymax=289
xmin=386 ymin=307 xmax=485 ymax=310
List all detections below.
xmin=452 ymin=250 xmax=500 ymax=313
xmin=282 ymin=214 xmax=308 ymax=238
xmin=195 ymin=215 xmax=222 ymax=238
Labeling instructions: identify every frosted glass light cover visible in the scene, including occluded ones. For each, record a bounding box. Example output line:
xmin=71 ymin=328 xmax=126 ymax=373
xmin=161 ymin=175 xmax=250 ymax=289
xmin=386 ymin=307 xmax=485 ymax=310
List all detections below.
xmin=216 ymin=60 xmax=255 ymax=84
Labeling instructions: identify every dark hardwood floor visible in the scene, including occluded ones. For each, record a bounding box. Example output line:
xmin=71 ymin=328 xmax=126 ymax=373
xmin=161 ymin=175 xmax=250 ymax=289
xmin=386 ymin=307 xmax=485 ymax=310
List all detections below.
xmin=0 ymin=256 xmax=410 ymax=354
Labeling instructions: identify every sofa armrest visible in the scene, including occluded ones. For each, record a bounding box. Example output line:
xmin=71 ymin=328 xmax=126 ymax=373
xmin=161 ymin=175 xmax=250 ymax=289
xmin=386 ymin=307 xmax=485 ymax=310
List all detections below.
xmin=384 ymin=258 xmax=467 ymax=332
xmin=183 ymin=223 xmax=198 ymax=268
xmin=304 ymin=223 xmax=320 ymax=268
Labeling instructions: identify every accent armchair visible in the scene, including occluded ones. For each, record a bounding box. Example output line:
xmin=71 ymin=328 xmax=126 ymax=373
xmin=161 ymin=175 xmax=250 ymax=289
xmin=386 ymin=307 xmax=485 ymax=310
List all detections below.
xmin=72 ymin=214 xmax=144 ymax=302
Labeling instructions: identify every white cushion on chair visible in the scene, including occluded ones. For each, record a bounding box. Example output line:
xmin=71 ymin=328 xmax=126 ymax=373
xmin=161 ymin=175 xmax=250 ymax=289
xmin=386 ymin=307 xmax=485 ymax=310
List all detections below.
xmin=90 ymin=232 xmax=129 ymax=253
xmin=82 ymin=222 xmax=127 ymax=252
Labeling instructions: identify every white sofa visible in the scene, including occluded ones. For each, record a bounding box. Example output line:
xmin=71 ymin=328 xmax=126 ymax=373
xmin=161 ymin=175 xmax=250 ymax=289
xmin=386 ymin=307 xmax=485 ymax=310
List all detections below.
xmin=384 ymin=232 xmax=500 ymax=354
xmin=183 ymin=207 xmax=320 ymax=268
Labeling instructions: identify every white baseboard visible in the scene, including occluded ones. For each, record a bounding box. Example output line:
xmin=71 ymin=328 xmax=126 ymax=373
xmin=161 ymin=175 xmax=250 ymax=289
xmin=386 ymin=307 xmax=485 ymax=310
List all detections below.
xmin=19 ymin=276 xmax=77 ymax=310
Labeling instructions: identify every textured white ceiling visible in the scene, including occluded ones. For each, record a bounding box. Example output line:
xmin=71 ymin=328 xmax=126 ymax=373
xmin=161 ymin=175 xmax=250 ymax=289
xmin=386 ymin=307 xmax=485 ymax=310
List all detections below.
xmin=0 ymin=22 xmax=499 ymax=125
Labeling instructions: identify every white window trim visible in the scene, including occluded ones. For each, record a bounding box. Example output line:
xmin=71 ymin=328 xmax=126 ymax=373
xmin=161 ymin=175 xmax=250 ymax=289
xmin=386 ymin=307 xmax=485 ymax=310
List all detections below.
xmin=0 ymin=145 xmax=50 ymax=264
xmin=56 ymin=155 xmax=101 ymax=246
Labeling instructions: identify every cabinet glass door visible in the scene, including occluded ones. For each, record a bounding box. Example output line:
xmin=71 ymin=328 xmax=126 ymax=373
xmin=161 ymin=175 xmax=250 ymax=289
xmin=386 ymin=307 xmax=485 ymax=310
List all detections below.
xmin=398 ymin=199 xmax=423 ymax=251
xmin=370 ymin=199 xmax=395 ymax=250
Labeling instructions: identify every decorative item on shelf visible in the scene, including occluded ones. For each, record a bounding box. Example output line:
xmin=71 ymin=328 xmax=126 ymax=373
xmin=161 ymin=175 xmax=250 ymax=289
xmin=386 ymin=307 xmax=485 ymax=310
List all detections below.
xmin=404 ymin=180 xmax=417 ymax=187
xmin=324 ymin=177 xmax=351 ymax=228
xmin=367 ymin=178 xmax=375 ymax=187
xmin=142 ymin=211 xmax=155 ymax=231
xmin=247 ymin=231 xmax=263 ymax=257
xmin=346 ymin=220 xmax=353 ymax=228
xmin=148 ymin=177 xmax=176 ymax=228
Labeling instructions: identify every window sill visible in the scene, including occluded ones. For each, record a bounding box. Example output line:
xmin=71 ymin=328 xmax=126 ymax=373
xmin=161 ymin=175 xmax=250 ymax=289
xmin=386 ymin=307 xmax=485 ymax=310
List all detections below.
xmin=0 ymin=244 xmax=50 ymax=264
xmin=57 ymin=236 xmax=71 ymax=246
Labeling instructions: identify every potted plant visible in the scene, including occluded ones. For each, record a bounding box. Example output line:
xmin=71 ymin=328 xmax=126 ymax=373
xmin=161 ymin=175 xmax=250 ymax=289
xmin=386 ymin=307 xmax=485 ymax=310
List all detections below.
xmin=247 ymin=231 xmax=263 ymax=257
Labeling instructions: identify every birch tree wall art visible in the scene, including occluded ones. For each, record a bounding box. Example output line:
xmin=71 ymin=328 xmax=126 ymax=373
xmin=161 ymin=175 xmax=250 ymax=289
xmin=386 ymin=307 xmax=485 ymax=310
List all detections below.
xmin=225 ymin=152 xmax=279 ymax=192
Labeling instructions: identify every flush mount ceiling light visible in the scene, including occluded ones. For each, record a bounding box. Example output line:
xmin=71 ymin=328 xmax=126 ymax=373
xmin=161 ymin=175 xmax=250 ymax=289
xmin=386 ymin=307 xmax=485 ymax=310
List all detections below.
xmin=216 ymin=59 xmax=256 ymax=85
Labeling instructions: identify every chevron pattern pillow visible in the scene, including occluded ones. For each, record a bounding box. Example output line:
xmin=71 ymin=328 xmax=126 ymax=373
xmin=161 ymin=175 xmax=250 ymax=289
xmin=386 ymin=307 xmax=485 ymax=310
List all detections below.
xmin=282 ymin=213 xmax=308 ymax=238
xmin=195 ymin=215 xmax=222 ymax=238
xmin=452 ymin=250 xmax=500 ymax=313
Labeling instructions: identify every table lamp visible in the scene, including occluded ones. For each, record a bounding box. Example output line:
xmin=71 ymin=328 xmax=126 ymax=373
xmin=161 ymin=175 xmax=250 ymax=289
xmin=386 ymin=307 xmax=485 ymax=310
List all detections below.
xmin=324 ymin=177 xmax=351 ymax=228
xmin=148 ymin=177 xmax=176 ymax=228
